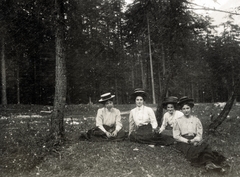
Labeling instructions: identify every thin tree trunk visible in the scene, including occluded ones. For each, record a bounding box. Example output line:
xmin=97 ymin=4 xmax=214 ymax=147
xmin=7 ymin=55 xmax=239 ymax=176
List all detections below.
xmin=197 ymin=84 xmax=200 ymax=103
xmin=161 ymin=44 xmax=168 ymax=97
xmin=156 ymin=74 xmax=171 ymax=124
xmin=16 ymin=63 xmax=20 ymax=104
xmin=1 ymin=36 xmax=7 ymax=105
xmin=158 ymin=60 xmax=162 ymax=97
xmin=162 ymin=44 xmax=165 ymax=80
xmin=141 ymin=39 xmax=147 ymax=90
xmin=158 ymin=44 xmax=165 ymax=96
xmin=139 ymin=54 xmax=146 ymax=90
xmin=131 ymin=53 xmax=135 ymax=89
xmin=191 ymin=81 xmax=194 ymax=100
xmin=50 ymin=0 xmax=67 ymax=139
xmin=115 ymin=75 xmax=119 ymax=104
xmin=208 ymin=93 xmax=237 ymax=133
xmin=147 ymin=16 xmax=155 ymax=104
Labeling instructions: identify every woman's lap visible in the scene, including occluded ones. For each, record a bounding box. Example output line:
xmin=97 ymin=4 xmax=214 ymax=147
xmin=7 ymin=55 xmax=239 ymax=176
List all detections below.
xmin=79 ymin=125 xmax=127 ymax=142
xmin=175 ymin=142 xmax=226 ymax=166
xmin=129 ymin=124 xmax=174 ymax=145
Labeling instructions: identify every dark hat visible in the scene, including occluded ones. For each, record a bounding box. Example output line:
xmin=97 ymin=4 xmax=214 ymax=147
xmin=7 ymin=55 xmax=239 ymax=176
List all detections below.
xmin=162 ymin=96 xmax=178 ymax=109
xmin=178 ymin=96 xmax=194 ymax=108
xmin=98 ymin=92 xmax=115 ymax=103
xmin=131 ymin=88 xmax=147 ymax=100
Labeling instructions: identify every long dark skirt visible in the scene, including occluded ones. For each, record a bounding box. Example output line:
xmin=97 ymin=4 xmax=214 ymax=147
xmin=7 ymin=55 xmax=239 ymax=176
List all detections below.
xmin=161 ymin=125 xmax=173 ymax=137
xmin=79 ymin=125 xmax=127 ymax=142
xmin=129 ymin=124 xmax=174 ymax=145
xmin=175 ymin=141 xmax=226 ymax=167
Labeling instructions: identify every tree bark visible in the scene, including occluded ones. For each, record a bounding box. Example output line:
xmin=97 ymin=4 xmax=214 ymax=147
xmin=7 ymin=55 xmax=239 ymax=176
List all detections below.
xmin=50 ymin=0 xmax=67 ymax=139
xmin=16 ymin=62 xmax=20 ymax=104
xmin=155 ymin=43 xmax=169 ymax=124
xmin=131 ymin=53 xmax=135 ymax=89
xmin=115 ymin=75 xmax=119 ymax=104
xmin=208 ymin=92 xmax=237 ymax=133
xmin=156 ymin=73 xmax=170 ymax=124
xmin=147 ymin=15 xmax=156 ymax=104
xmin=1 ymin=36 xmax=7 ymax=105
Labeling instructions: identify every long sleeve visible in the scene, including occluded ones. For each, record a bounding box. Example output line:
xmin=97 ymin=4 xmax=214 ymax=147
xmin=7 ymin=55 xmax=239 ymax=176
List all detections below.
xmin=115 ymin=109 xmax=122 ymax=132
xmin=173 ymin=121 xmax=188 ymax=143
xmin=192 ymin=118 xmax=203 ymax=142
xmin=173 ymin=116 xmax=203 ymax=143
xmin=148 ymin=107 xmax=158 ymax=129
xmin=95 ymin=108 xmax=123 ymax=133
xmin=129 ymin=110 xmax=135 ymax=135
xmin=159 ymin=114 xmax=167 ymax=133
xmin=96 ymin=109 xmax=107 ymax=133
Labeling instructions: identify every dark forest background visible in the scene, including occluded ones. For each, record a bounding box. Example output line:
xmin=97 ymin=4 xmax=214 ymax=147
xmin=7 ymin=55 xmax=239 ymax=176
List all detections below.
xmin=0 ymin=0 xmax=240 ymax=105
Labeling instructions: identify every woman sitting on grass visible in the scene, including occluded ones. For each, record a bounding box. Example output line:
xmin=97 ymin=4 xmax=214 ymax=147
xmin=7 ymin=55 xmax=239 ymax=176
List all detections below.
xmin=173 ymin=96 xmax=229 ymax=173
xmin=128 ymin=88 xmax=174 ymax=145
xmin=159 ymin=96 xmax=183 ymax=136
xmin=79 ymin=92 xmax=127 ymax=141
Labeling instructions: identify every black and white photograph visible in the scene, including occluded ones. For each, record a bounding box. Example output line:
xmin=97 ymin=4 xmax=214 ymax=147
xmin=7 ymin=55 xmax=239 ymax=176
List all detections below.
xmin=0 ymin=0 xmax=240 ymax=176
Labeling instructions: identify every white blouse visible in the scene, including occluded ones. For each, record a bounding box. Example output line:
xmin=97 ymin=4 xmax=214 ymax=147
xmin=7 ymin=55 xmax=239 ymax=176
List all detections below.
xmin=159 ymin=110 xmax=184 ymax=133
xmin=129 ymin=105 xmax=158 ymax=135
xmin=96 ymin=107 xmax=122 ymax=133
xmin=173 ymin=115 xmax=203 ymax=143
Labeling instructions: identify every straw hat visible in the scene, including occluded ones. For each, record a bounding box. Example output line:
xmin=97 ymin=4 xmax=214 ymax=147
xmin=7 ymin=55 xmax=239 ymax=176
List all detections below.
xmin=98 ymin=92 xmax=115 ymax=103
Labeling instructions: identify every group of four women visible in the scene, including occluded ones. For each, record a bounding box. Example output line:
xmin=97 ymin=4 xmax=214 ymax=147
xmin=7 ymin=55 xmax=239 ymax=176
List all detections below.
xmin=79 ymin=88 xmax=229 ymax=173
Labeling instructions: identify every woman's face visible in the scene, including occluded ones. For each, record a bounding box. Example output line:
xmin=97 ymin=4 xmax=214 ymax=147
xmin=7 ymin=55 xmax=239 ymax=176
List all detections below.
xmin=167 ymin=104 xmax=175 ymax=114
xmin=105 ymin=100 xmax=114 ymax=110
xmin=136 ymin=96 xmax=144 ymax=107
xmin=182 ymin=104 xmax=191 ymax=117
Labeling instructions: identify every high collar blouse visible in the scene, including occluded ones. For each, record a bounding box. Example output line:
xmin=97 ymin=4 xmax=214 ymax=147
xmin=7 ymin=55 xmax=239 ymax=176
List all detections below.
xmin=173 ymin=115 xmax=203 ymax=143
xmin=96 ymin=107 xmax=122 ymax=132
xmin=129 ymin=105 xmax=158 ymax=135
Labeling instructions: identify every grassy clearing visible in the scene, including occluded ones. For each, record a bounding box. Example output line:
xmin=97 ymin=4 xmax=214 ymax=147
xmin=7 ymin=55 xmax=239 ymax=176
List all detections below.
xmin=0 ymin=103 xmax=240 ymax=177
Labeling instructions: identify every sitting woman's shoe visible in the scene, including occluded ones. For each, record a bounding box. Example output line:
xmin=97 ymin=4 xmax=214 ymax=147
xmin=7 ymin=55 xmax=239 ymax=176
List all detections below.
xmin=205 ymin=162 xmax=222 ymax=170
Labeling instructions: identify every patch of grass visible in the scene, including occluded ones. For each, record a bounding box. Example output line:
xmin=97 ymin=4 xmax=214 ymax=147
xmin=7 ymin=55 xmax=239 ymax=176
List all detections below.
xmin=0 ymin=103 xmax=240 ymax=177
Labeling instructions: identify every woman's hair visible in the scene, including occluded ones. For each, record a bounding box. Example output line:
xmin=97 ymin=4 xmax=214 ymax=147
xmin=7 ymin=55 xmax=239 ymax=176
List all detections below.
xmin=162 ymin=96 xmax=179 ymax=110
xmin=179 ymin=102 xmax=194 ymax=109
xmin=131 ymin=88 xmax=147 ymax=102
xmin=178 ymin=96 xmax=194 ymax=109
xmin=102 ymin=99 xmax=114 ymax=105
xmin=135 ymin=95 xmax=145 ymax=101
xmin=166 ymin=103 xmax=177 ymax=109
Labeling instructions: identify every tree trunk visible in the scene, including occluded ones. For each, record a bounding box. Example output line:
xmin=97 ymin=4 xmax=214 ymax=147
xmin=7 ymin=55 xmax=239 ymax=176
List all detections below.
xmin=131 ymin=53 xmax=135 ymax=89
xmin=50 ymin=0 xmax=67 ymax=139
xmin=158 ymin=60 xmax=162 ymax=97
xmin=191 ymin=81 xmax=194 ymax=100
xmin=208 ymin=92 xmax=237 ymax=133
xmin=139 ymin=54 xmax=145 ymax=90
xmin=115 ymin=75 xmax=119 ymax=104
xmin=155 ymin=43 xmax=169 ymax=124
xmin=147 ymin=15 xmax=155 ymax=104
xmin=156 ymin=73 xmax=170 ymax=124
xmin=16 ymin=63 xmax=20 ymax=104
xmin=1 ymin=36 xmax=7 ymax=105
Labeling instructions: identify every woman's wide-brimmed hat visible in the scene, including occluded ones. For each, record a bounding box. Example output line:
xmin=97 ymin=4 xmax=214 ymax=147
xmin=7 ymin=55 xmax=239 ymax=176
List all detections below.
xmin=98 ymin=92 xmax=115 ymax=103
xmin=178 ymin=96 xmax=194 ymax=108
xmin=131 ymin=88 xmax=147 ymax=100
xmin=162 ymin=96 xmax=178 ymax=109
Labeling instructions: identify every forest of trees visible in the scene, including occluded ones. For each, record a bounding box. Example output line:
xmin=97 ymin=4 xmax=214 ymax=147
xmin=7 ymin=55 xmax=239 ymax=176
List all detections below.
xmin=0 ymin=0 xmax=240 ymax=106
